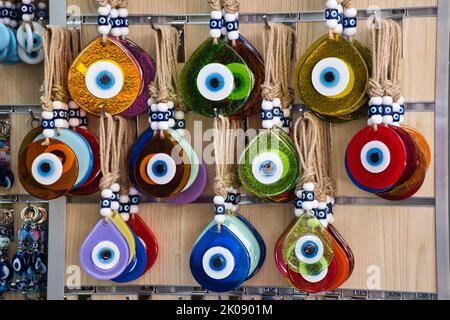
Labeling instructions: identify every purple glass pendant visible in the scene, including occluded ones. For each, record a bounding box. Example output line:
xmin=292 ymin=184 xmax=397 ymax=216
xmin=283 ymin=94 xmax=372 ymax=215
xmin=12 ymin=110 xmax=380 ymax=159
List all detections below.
xmin=120 ymin=39 xmax=156 ymax=117
xmin=80 ymin=219 xmax=130 ymax=281
xmin=166 ymin=162 xmax=208 ymax=205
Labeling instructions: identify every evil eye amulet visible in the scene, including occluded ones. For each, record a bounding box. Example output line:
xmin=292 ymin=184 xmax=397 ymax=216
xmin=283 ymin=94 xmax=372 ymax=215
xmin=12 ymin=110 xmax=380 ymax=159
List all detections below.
xmin=18 ymin=139 xmax=79 ymax=200
xmin=346 ymin=125 xmax=407 ymax=193
xmin=68 ymin=36 xmax=143 ymax=116
xmin=179 ymin=38 xmax=254 ymax=117
xmin=190 ymin=224 xmax=251 ymax=293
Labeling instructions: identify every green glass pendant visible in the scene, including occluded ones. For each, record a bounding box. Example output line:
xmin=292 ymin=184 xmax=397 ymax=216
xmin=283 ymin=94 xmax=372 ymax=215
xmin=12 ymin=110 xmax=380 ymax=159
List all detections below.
xmin=179 ymin=38 xmax=254 ymax=117
xmin=282 ymin=212 xmax=334 ymax=275
xmin=238 ymin=128 xmax=300 ymax=199
xmin=294 ymin=34 xmax=369 ymax=118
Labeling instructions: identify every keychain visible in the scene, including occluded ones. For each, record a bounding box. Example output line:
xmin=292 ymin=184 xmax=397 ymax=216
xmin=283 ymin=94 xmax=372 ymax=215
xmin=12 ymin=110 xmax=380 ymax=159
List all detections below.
xmin=0 ymin=209 xmax=14 ymax=293
xmin=0 ymin=0 xmax=20 ymax=64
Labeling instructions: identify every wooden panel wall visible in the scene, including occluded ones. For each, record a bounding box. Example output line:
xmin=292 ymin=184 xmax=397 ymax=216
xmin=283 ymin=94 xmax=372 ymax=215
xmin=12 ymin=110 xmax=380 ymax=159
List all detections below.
xmin=0 ymin=0 xmax=439 ymax=297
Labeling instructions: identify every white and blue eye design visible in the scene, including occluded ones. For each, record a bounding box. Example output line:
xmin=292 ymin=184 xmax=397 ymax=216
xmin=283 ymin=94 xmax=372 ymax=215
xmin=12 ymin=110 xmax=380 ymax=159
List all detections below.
xmin=360 ymin=141 xmax=390 ymax=174
xmin=311 ymin=57 xmax=351 ymax=97
xmin=302 ymin=267 xmax=329 ymax=283
xmin=197 ymin=63 xmax=235 ymax=101
xmin=85 ymin=60 xmax=124 ymax=99
xmin=91 ymin=241 xmax=121 ymax=271
xmin=202 ymin=247 xmax=235 ymax=280
xmin=295 ymin=235 xmax=324 ymax=265
xmin=252 ymin=153 xmax=284 ymax=185
xmin=31 ymin=153 xmax=63 ymax=186
xmin=146 ymin=153 xmax=177 ymax=185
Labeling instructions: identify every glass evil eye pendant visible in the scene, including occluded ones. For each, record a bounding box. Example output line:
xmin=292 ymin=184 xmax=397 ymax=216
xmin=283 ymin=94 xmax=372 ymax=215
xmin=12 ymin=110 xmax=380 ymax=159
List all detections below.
xmin=132 ymin=131 xmax=191 ymax=199
xmin=18 ymin=139 xmax=79 ymax=200
xmin=346 ymin=125 xmax=408 ymax=193
xmin=179 ymin=37 xmax=254 ymax=117
xmin=80 ymin=219 xmax=130 ymax=281
xmin=68 ymin=35 xmax=143 ymax=116
xmin=238 ymin=128 xmax=300 ymax=199
xmin=190 ymin=222 xmax=251 ymax=293
xmin=294 ymin=34 xmax=369 ymax=118
xmin=113 ymin=229 xmax=147 ymax=283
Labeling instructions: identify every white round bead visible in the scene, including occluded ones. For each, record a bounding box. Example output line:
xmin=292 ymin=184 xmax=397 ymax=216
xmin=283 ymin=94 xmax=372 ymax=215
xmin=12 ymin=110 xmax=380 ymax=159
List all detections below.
xmin=118 ymin=8 xmax=128 ymax=17
xmin=214 ymin=196 xmax=225 ymax=205
xmin=382 ymin=96 xmax=393 ymax=105
xmin=262 ymin=100 xmax=273 ymax=111
xmin=102 ymin=189 xmax=113 ymax=199
xmin=343 ymin=28 xmax=357 ymax=37
xmin=130 ymin=206 xmax=139 ymax=214
xmin=312 ymin=200 xmax=319 ymax=209
xmin=294 ymin=209 xmax=305 ymax=218
xmin=383 ymin=116 xmax=394 ymax=126
xmin=367 ymin=118 xmax=373 ymax=126
xmin=151 ymin=104 xmax=158 ymax=112
xmin=168 ymin=101 xmax=175 ymax=109
xmin=283 ymin=109 xmax=291 ymax=118
xmin=43 ymin=129 xmax=55 ymax=138
xmin=337 ymin=4 xmax=343 ymax=13
xmin=326 ymin=0 xmax=338 ymax=9
xmin=52 ymin=101 xmax=64 ymax=110
xmin=326 ymin=19 xmax=338 ymax=29
xmin=327 ymin=214 xmax=335 ymax=224
xmin=80 ymin=109 xmax=87 ymax=117
xmin=274 ymin=118 xmax=283 ymax=128
xmin=224 ymin=13 xmax=236 ymax=22
xmin=320 ymin=220 xmax=329 ymax=228
xmin=98 ymin=25 xmax=110 ymax=35
xmin=38 ymin=2 xmax=47 ymax=9
xmin=302 ymin=202 xmax=315 ymax=211
xmin=110 ymin=9 xmax=119 ymax=18
xmin=174 ymin=111 xmax=185 ymax=120
xmin=147 ymin=98 xmax=155 ymax=106
xmin=369 ymin=96 xmax=383 ymax=106
xmin=398 ymin=96 xmax=405 ymax=105
xmin=215 ymin=215 xmax=227 ymax=224
xmin=129 ymin=187 xmax=139 ymax=196
xmin=110 ymin=28 xmax=122 ymax=37
xmin=100 ymin=208 xmax=112 ymax=217
xmin=231 ymin=205 xmax=238 ymax=213
xmin=169 ymin=118 xmax=176 ymax=128
xmin=121 ymin=213 xmax=130 ymax=222
xmin=69 ymin=101 xmax=79 ymax=109
xmin=371 ymin=115 xmax=383 ymax=125
xmin=158 ymin=103 xmax=169 ymax=112
xmin=120 ymin=195 xmax=130 ymax=203
xmin=272 ymin=98 xmax=281 ymax=107
xmin=22 ymin=15 xmax=32 ymax=22
xmin=210 ymin=29 xmax=222 ymax=38
xmin=121 ymin=28 xmax=130 ymax=36
xmin=150 ymin=122 xmax=159 ymax=131
xmin=42 ymin=111 xmax=53 ymax=120
xmin=54 ymin=119 xmax=66 ymax=128
xmin=69 ymin=119 xmax=81 ymax=127
xmin=333 ymin=24 xmax=343 ymax=35
xmin=9 ymin=20 xmax=17 ymax=28
xmin=211 ymin=11 xmax=222 ymax=19
xmin=22 ymin=0 xmax=31 ymax=4
xmin=158 ymin=122 xmax=170 ymax=131
xmin=262 ymin=120 xmax=274 ymax=129
xmin=344 ymin=8 xmax=357 ymax=18
xmin=295 ymin=190 xmax=304 ymax=198
xmin=227 ymin=31 xmax=239 ymax=41
xmin=98 ymin=6 xmax=110 ymax=16
xmin=303 ymin=183 xmax=315 ymax=192
xmin=111 ymin=202 xmax=120 ymax=211
xmin=392 ymin=103 xmax=400 ymax=112
xmin=111 ymin=183 xmax=120 ymax=193
xmin=318 ymin=202 xmax=327 ymax=210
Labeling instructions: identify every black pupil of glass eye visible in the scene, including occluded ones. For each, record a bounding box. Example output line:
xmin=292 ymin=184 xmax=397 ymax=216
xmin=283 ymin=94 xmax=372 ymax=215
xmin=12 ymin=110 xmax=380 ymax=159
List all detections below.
xmin=40 ymin=162 xmax=51 ymax=173
xmin=303 ymin=244 xmax=316 ymax=257
xmin=101 ymin=74 xmax=111 ymax=85
xmin=156 ymin=163 xmax=165 ymax=174
xmin=212 ymin=256 xmax=224 ymax=269
xmin=101 ymin=250 xmax=112 ymax=261
xmin=324 ymin=71 xmax=335 ymax=83
xmin=263 ymin=163 xmax=273 ymax=174
xmin=210 ymin=77 xmax=221 ymax=89
xmin=370 ymin=153 xmax=380 ymax=163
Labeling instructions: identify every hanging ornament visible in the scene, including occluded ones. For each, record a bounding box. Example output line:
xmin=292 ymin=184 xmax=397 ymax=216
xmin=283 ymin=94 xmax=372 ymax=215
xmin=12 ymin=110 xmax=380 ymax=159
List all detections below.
xmin=179 ymin=0 xmax=255 ymax=117
xmin=346 ymin=19 xmax=429 ymax=200
xmin=294 ymin=0 xmax=371 ymax=121
xmin=238 ymin=23 xmax=299 ymax=201
xmin=130 ymin=25 xmax=205 ymax=202
xmin=0 ymin=209 xmax=14 ymax=293
xmin=68 ymin=0 xmax=143 ymax=116
xmin=191 ymin=115 xmax=265 ymax=292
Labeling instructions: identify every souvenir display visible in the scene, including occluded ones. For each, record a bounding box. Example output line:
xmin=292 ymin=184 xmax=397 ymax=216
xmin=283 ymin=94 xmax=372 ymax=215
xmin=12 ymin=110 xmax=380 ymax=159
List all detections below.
xmin=0 ymin=0 xmax=47 ymax=65
xmin=275 ymin=113 xmax=353 ymax=293
xmin=294 ymin=0 xmax=371 ymax=122
xmin=346 ymin=19 xmax=430 ymax=200
xmin=0 ymin=209 xmax=14 ymax=293
xmin=68 ymin=0 xmax=143 ymax=116
xmin=0 ymin=118 xmax=14 ymax=190
xmin=130 ymin=25 xmax=205 ymax=203
xmin=9 ymin=205 xmax=48 ymax=295
xmin=179 ymin=0 xmax=257 ymax=118
xmin=191 ymin=116 xmax=266 ymax=292
xmin=238 ymin=23 xmax=299 ymax=201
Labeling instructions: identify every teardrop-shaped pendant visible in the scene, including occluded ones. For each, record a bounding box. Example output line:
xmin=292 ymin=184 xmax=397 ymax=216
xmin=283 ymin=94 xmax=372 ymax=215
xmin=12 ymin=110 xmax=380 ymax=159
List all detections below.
xmin=282 ymin=212 xmax=334 ymax=275
xmin=328 ymin=224 xmax=355 ymax=281
xmin=127 ymin=214 xmax=158 ymax=272
xmin=294 ymin=34 xmax=369 ymax=118
xmin=190 ymin=222 xmax=251 ymax=293
xmin=179 ymin=38 xmax=254 ymax=117
xmin=238 ymin=128 xmax=300 ymax=199
xmin=80 ymin=219 xmax=130 ymax=280
xmin=133 ymin=131 xmax=191 ymax=199
xmin=120 ymin=39 xmax=156 ymax=117
xmin=68 ymin=35 xmax=143 ymax=116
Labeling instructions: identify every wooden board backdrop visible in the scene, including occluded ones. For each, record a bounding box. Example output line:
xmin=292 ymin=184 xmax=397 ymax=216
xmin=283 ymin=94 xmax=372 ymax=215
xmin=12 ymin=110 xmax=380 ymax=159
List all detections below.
xmin=0 ymin=0 xmax=438 ymax=297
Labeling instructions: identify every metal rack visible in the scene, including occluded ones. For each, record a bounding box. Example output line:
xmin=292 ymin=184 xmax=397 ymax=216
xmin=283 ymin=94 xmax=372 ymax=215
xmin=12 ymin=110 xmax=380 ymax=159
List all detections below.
xmin=15 ymin=0 xmax=443 ymax=300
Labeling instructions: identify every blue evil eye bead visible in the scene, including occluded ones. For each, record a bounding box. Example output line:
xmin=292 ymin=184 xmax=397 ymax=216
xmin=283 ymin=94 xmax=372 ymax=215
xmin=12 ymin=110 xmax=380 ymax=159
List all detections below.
xmin=325 ymin=9 xmax=339 ymax=19
xmin=360 ymin=141 xmax=390 ymax=174
xmin=327 ymin=203 xmax=334 ymax=215
xmin=20 ymin=4 xmax=33 ymax=15
xmin=226 ymin=20 xmax=239 ymax=32
xmin=369 ymin=105 xmax=383 ymax=117
xmin=302 ymin=191 xmax=315 ymax=202
xmin=226 ymin=193 xmax=236 ymax=204
xmin=37 ymin=8 xmax=49 ymax=20
xmin=337 ymin=12 xmax=344 ymax=25
xmin=261 ymin=110 xmax=274 ymax=121
xmin=176 ymin=119 xmax=186 ymax=130
xmin=146 ymin=153 xmax=177 ymax=185
xmin=311 ymin=57 xmax=351 ymax=97
xmin=295 ymin=235 xmax=324 ymax=265
xmin=383 ymin=105 xmax=393 ymax=116
xmin=215 ymin=204 xmax=226 ymax=215
xmin=12 ymin=253 xmax=27 ymax=273
xmin=197 ymin=63 xmax=235 ymax=101
xmin=31 ymin=153 xmax=63 ymax=186
xmin=399 ymin=105 xmax=405 ymax=116
xmin=119 ymin=202 xmax=131 ymax=214
xmin=101 ymin=198 xmax=111 ymax=209
xmin=97 ymin=15 xmax=109 ymax=26
xmin=295 ymin=198 xmax=303 ymax=209
xmin=190 ymin=224 xmax=250 ymax=293
xmin=343 ymin=17 xmax=357 ymax=28
xmin=282 ymin=117 xmax=292 ymax=128
xmin=273 ymin=107 xmax=282 ymax=118
xmin=313 ymin=208 xmax=328 ymax=220
xmin=151 ymin=111 xmax=158 ymax=122
xmin=41 ymin=119 xmax=55 ymax=129
xmin=210 ymin=18 xmax=223 ymax=30
xmin=80 ymin=115 xmax=88 ymax=127
xmin=130 ymin=195 xmax=140 ymax=206
xmin=91 ymin=240 xmax=121 ymax=271
xmin=85 ymin=61 xmax=124 ymax=99
xmin=393 ymin=112 xmax=401 ymax=123
xmin=252 ymin=152 xmax=285 ymax=185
